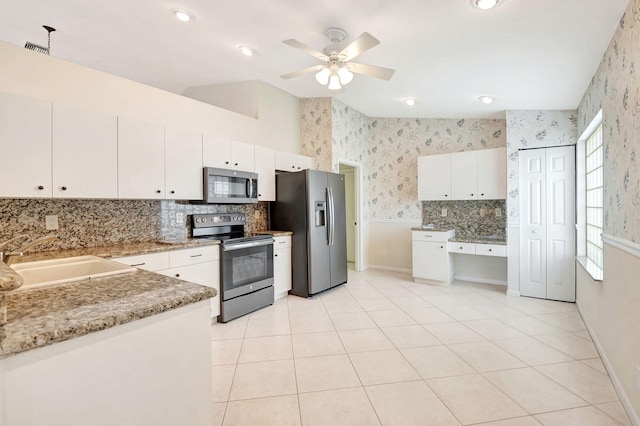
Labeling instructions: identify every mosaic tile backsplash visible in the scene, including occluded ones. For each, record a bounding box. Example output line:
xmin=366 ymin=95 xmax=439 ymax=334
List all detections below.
xmin=0 ymin=199 xmax=267 ymax=252
xmin=422 ymin=200 xmax=506 ymax=238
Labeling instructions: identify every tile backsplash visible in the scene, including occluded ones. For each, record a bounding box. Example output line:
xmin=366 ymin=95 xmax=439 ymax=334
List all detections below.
xmin=422 ymin=200 xmax=506 ymax=238
xmin=0 ymin=199 xmax=267 ymax=252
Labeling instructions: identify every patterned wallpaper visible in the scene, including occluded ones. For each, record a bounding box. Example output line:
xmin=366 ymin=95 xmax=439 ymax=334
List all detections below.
xmin=505 ymin=110 xmax=578 ymax=222
xmin=367 ymin=118 xmax=506 ymax=220
xmin=578 ymin=0 xmax=640 ymax=242
xmin=300 ymin=98 xmax=332 ymax=172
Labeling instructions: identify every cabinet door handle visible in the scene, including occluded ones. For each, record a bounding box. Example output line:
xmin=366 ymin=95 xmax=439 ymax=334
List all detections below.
xmin=38 ymin=185 xmax=45 ymax=190
xmin=61 ymin=186 xmax=67 ymax=191
xmin=175 ymin=273 xmax=180 ymax=278
xmin=489 ymin=249 xmax=492 ymax=252
xmin=170 ymin=190 xmax=175 ymax=194
xmin=481 ymin=193 xmax=485 ymax=196
xmin=130 ymin=262 xmax=146 ymax=267
xmin=460 ymin=246 xmax=463 ymax=249
xmin=234 ymin=163 xmax=238 ymax=166
xmin=190 ymin=254 xmax=202 ymax=258
xmin=258 ymin=193 xmax=262 ymax=197
xmin=440 ymin=245 xmax=444 ymax=249
xmin=275 ymin=254 xmax=279 ymax=257
xmin=444 ymin=194 xmax=448 ymax=197
xmin=225 ymin=161 xmax=230 ymax=165
xmin=470 ymin=193 xmax=474 ymax=196
xmin=156 ymin=190 xmax=161 ymax=194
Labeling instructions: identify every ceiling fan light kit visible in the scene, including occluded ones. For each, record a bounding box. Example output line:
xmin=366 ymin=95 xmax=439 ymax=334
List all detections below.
xmin=471 ymin=0 xmax=504 ymax=10
xmin=280 ymin=27 xmax=395 ymax=91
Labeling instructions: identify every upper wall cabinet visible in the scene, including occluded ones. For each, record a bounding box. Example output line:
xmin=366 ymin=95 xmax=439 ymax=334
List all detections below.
xmin=254 ymin=145 xmax=276 ymax=201
xmin=275 ymin=151 xmax=313 ymax=172
xmin=165 ymin=128 xmax=203 ymax=200
xmin=418 ymin=147 xmax=506 ymax=201
xmin=118 ymin=116 xmax=166 ymax=199
xmin=0 ymin=93 xmax=52 ymax=198
xmin=53 ymin=104 xmax=118 ymax=199
xmin=417 ymin=153 xmax=451 ymax=200
xmin=202 ymin=136 xmax=255 ymax=173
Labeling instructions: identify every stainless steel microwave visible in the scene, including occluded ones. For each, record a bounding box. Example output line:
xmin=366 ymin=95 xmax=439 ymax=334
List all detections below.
xmin=203 ymin=167 xmax=258 ymax=204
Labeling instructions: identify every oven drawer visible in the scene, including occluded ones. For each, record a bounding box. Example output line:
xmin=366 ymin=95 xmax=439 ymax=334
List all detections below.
xmin=169 ymin=246 xmax=219 ymax=268
xmin=447 ymin=242 xmax=476 ymax=255
xmin=112 ymin=252 xmax=170 ymax=272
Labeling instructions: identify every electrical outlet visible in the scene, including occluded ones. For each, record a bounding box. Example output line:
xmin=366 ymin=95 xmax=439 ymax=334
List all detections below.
xmin=45 ymin=215 xmax=59 ymax=230
xmin=176 ymin=212 xmax=184 ymax=224
xmin=441 ymin=208 xmax=447 ymax=217
xmin=495 ymin=208 xmax=502 ymax=218
xmin=480 ymin=208 xmax=486 ymax=217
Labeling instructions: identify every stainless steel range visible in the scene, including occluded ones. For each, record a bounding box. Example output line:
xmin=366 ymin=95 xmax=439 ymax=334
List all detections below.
xmin=191 ymin=213 xmax=274 ymax=322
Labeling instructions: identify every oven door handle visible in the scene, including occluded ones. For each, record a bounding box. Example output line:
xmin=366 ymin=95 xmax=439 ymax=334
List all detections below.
xmin=222 ymin=239 xmax=274 ymax=251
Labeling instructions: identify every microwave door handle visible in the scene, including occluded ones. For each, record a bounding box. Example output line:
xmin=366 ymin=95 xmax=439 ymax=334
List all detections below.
xmin=246 ymin=178 xmax=252 ymax=198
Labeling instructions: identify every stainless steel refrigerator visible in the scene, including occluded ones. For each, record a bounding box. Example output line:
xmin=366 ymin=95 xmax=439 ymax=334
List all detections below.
xmin=271 ymin=169 xmax=348 ymax=297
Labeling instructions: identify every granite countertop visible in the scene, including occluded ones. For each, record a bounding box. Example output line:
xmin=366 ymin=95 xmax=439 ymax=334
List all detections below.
xmin=449 ymin=236 xmax=507 ymax=245
xmin=255 ymin=230 xmax=294 ymax=236
xmin=1 ymin=239 xmax=221 ymax=358
xmin=11 ymin=238 xmax=221 ymax=264
xmin=0 ymin=269 xmax=215 ymax=358
xmin=411 ymin=227 xmax=455 ymax=232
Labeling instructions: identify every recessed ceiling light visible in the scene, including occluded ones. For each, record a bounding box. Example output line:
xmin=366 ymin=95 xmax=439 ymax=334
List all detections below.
xmin=404 ymin=98 xmax=416 ymax=106
xmin=471 ymin=0 xmax=503 ymax=10
xmin=238 ymin=46 xmax=254 ymax=57
xmin=171 ymin=8 xmax=195 ymax=22
xmin=478 ymin=96 xmax=494 ymax=104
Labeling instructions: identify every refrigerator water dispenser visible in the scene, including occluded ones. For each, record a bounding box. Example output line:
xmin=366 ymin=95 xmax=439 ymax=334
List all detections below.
xmin=315 ymin=201 xmax=326 ymax=226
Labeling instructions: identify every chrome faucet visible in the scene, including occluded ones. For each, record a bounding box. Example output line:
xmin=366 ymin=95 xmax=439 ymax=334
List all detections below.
xmin=0 ymin=235 xmax=58 ymax=265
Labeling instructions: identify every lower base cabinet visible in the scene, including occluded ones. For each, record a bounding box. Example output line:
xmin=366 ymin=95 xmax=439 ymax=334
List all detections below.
xmin=412 ymin=230 xmax=455 ymax=285
xmin=113 ymin=246 xmax=220 ymax=318
xmin=273 ymin=236 xmax=292 ymax=299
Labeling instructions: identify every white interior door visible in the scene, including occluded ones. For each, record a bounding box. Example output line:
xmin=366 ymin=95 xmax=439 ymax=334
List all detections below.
xmin=519 ymin=149 xmax=547 ymax=299
xmin=545 ymin=146 xmax=576 ymax=302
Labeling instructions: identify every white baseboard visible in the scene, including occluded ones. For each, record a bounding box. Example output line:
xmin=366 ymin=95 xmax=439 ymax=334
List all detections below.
xmin=454 ymin=275 xmax=507 ymax=286
xmin=366 ymin=265 xmax=412 ymax=274
xmin=577 ymin=303 xmax=640 ymax=426
xmin=413 ymin=277 xmax=451 ymax=287
xmin=506 ymin=290 xmax=521 ymax=297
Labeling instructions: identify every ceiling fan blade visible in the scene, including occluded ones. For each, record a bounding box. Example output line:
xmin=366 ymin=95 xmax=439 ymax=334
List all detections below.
xmin=282 ymin=39 xmax=328 ymax=61
xmin=339 ymin=32 xmax=380 ymax=61
xmin=280 ymin=65 xmax=326 ymax=80
xmin=348 ymin=62 xmax=395 ymax=80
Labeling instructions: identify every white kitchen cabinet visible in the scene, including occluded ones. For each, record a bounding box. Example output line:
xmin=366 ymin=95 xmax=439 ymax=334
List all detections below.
xmin=254 ymin=145 xmax=276 ymax=201
xmin=0 ymin=92 xmax=52 ymax=198
xmin=275 ymin=150 xmax=313 ymax=172
xmin=165 ymin=128 xmax=203 ymax=200
xmin=273 ymin=236 xmax=292 ymax=299
xmin=118 ymin=116 xmax=165 ymax=199
xmin=418 ymin=148 xmax=506 ymax=201
xmin=202 ymin=136 xmax=255 ymax=172
xmin=412 ymin=230 xmax=454 ymax=284
xmin=451 ymin=151 xmax=478 ymax=200
xmin=447 ymin=241 xmax=476 ymax=255
xmin=474 ymin=243 xmax=507 ymax=257
xmin=417 ymin=153 xmax=451 ymax=200
xmin=52 ymin=104 xmax=118 ymax=198
xmin=113 ymin=246 xmax=221 ymax=318
xmin=477 ymin=147 xmax=507 ymax=199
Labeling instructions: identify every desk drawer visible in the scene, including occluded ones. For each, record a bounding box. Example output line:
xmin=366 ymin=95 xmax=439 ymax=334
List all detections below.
xmin=447 ymin=242 xmax=476 ymax=255
xmin=475 ymin=243 xmax=507 ymax=257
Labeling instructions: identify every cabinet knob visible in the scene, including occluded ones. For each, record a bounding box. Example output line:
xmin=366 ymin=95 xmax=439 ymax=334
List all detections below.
xmin=38 ymin=185 xmax=44 ymax=190
xmin=297 ymin=167 xmax=301 ymax=169
xmin=175 ymin=273 xmax=180 ymax=278
xmin=234 ymin=163 xmax=238 ymax=166
xmin=440 ymin=245 xmax=444 ymax=249
xmin=470 ymin=193 xmax=474 ymax=196
xmin=292 ymin=166 xmax=295 ymax=169
xmin=225 ymin=161 xmax=230 ymax=165
xmin=156 ymin=190 xmax=161 ymax=194
xmin=258 ymin=194 xmax=262 ymax=197
xmin=170 ymin=190 xmax=175 ymax=194
xmin=275 ymin=254 xmax=278 ymax=257
xmin=481 ymin=193 xmax=485 ymax=196
xmin=489 ymin=249 xmax=492 ymax=251
xmin=460 ymin=246 xmax=463 ymax=249
xmin=444 ymin=194 xmax=448 ymax=197
xmin=61 ymin=186 xmax=67 ymax=191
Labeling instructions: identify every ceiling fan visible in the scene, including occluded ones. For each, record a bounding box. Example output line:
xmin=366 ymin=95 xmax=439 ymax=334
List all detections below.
xmin=280 ymin=28 xmax=395 ymax=90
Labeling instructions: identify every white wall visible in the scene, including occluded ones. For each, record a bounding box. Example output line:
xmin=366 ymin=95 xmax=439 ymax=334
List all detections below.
xmin=0 ymin=41 xmax=299 ymax=153
xmin=576 ymin=240 xmax=640 ymax=425
xmin=368 ymin=221 xmax=420 ymax=273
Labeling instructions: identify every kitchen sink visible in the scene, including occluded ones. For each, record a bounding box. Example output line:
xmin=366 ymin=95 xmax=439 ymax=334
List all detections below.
xmin=10 ymin=255 xmax=137 ymax=290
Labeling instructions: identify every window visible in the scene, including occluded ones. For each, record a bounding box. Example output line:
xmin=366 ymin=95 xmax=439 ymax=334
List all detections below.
xmin=577 ymin=110 xmax=603 ymax=280
xmin=585 ymin=124 xmax=603 ymax=269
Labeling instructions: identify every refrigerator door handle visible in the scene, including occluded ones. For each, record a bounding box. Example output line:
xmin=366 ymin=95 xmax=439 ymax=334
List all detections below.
xmin=328 ymin=186 xmax=335 ymax=246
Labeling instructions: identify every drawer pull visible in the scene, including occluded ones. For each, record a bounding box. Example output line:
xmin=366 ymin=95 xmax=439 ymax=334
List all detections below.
xmin=440 ymin=246 xmax=444 ymax=249
xmin=489 ymin=249 xmax=492 ymax=252
xmin=130 ymin=262 xmax=146 ymax=267
xmin=275 ymin=254 xmax=279 ymax=257
xmin=460 ymin=246 xmax=463 ymax=249
xmin=175 ymin=273 xmax=180 ymax=278
xmin=190 ymin=254 xmax=203 ymax=258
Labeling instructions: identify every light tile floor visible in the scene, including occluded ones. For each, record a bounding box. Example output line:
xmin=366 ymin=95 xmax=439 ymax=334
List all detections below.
xmin=210 ymin=268 xmax=632 ymax=426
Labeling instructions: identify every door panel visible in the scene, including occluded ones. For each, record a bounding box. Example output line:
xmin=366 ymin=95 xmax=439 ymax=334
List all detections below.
xmin=307 ymin=170 xmax=331 ymax=294
xmin=328 ymin=172 xmax=348 ymax=287
xmin=546 ymin=146 xmax=575 ymax=302
xmin=519 ymin=149 xmax=547 ymax=299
